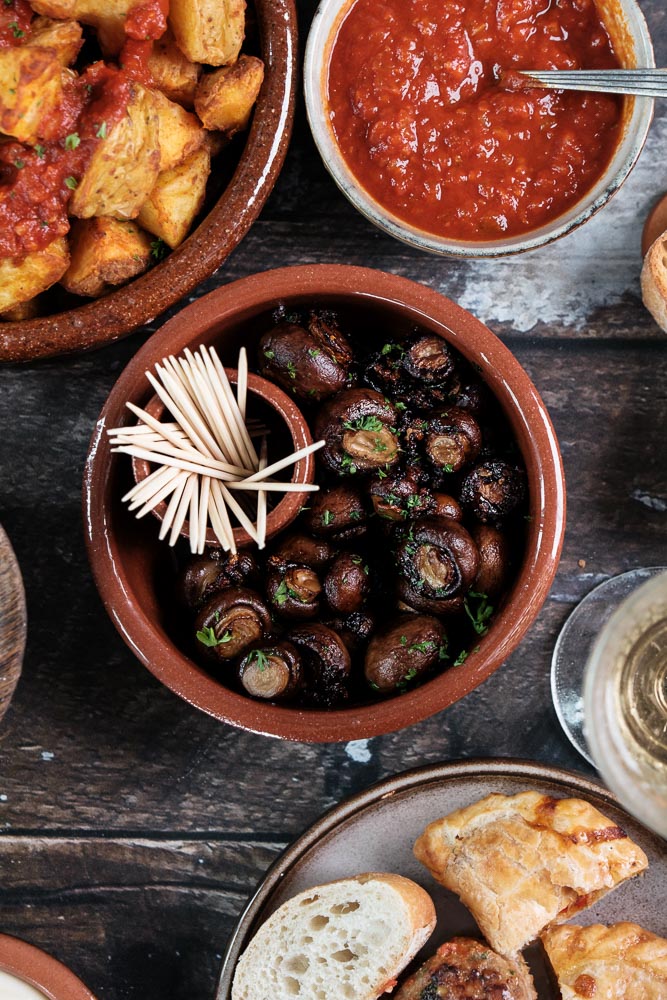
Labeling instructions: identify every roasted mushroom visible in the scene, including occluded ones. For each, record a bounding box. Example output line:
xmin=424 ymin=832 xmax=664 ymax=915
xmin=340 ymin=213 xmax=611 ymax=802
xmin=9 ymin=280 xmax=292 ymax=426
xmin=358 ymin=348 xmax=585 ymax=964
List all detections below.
xmin=368 ymin=464 xmax=431 ymax=522
xmin=267 ymin=564 xmax=323 ymax=619
xmin=460 ymin=460 xmax=526 ymax=523
xmin=287 ymin=624 xmax=352 ymax=707
xmin=325 ymin=611 xmax=376 ymax=655
xmin=301 ymin=484 xmax=368 ymax=540
xmin=177 ymin=549 xmax=259 ymax=610
xmin=364 ymin=615 xmax=445 ymax=693
xmin=257 ymin=313 xmax=354 ymax=403
xmin=268 ymin=533 xmax=335 ymax=572
xmin=425 ymin=407 xmax=482 ymax=474
xmin=194 ymin=587 xmax=272 ymax=662
xmin=315 ymin=388 xmax=400 ymax=476
xmin=471 ymin=524 xmax=511 ymax=598
xmin=402 ymin=334 xmax=457 ymax=386
xmin=364 ymin=334 xmax=458 ymax=410
xmin=431 ymin=492 xmax=464 ymax=521
xmin=396 ymin=516 xmax=480 ymax=614
xmin=324 ymin=552 xmax=370 ymax=614
xmin=237 ymin=642 xmax=302 ymax=701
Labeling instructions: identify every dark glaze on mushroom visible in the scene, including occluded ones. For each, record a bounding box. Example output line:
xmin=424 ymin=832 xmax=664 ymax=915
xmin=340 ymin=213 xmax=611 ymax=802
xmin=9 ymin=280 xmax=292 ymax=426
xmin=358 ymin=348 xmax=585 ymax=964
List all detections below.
xmin=431 ymin=493 xmax=464 ymax=521
xmin=471 ymin=524 xmax=511 ymax=598
xmin=397 ymin=517 xmax=480 ymax=615
xmin=461 ymin=460 xmax=526 ymax=524
xmin=364 ymin=615 xmax=445 ymax=693
xmin=194 ymin=587 xmax=272 ymax=662
xmin=324 ymin=552 xmax=370 ymax=614
xmin=267 ymin=565 xmax=322 ymax=619
xmin=177 ymin=550 xmax=259 ymax=611
xmin=325 ymin=611 xmax=376 ymax=655
xmin=287 ymin=624 xmax=352 ymax=707
xmin=301 ymin=484 xmax=368 ymax=540
xmin=268 ymin=533 xmax=335 ymax=572
xmin=402 ymin=335 xmax=457 ymax=386
xmin=364 ymin=334 xmax=458 ymax=410
xmin=315 ymin=388 xmax=400 ymax=476
xmin=258 ymin=313 xmax=354 ymax=403
xmin=237 ymin=641 xmax=302 ymax=701
xmin=425 ymin=407 xmax=482 ymax=474
xmin=368 ymin=464 xmax=431 ymax=522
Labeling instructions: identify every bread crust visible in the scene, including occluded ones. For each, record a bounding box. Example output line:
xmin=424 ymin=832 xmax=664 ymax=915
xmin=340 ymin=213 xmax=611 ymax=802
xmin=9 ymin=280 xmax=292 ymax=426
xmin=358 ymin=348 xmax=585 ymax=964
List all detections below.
xmin=413 ymin=791 xmax=648 ymax=956
xmin=641 ymin=232 xmax=667 ymax=333
xmin=542 ymin=922 xmax=667 ymax=1000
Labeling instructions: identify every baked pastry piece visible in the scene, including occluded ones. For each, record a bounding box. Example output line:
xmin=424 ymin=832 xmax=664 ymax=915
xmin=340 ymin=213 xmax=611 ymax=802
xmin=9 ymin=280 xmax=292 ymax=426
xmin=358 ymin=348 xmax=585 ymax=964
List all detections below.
xmin=413 ymin=791 xmax=648 ymax=956
xmin=542 ymin=922 xmax=667 ymax=999
xmin=641 ymin=231 xmax=667 ymax=333
xmin=394 ymin=937 xmax=537 ymax=1000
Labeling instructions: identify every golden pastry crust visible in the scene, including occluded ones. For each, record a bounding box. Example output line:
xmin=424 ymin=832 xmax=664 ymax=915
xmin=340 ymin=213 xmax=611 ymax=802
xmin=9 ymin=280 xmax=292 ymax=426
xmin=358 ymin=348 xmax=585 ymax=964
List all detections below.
xmin=413 ymin=791 xmax=648 ymax=956
xmin=542 ymin=922 xmax=667 ymax=1000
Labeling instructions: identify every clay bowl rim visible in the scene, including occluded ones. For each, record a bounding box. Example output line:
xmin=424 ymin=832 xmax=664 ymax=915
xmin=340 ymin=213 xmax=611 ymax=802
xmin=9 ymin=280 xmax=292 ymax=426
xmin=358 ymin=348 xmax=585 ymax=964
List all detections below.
xmin=83 ymin=263 xmax=567 ymax=744
xmin=0 ymin=933 xmax=97 ymax=1000
xmin=130 ymin=367 xmax=315 ymax=548
xmin=0 ymin=0 xmax=297 ymax=364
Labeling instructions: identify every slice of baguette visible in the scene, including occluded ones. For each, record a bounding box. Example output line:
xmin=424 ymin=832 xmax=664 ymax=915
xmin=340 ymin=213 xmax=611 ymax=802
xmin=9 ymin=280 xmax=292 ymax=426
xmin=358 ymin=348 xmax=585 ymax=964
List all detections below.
xmin=641 ymin=231 xmax=667 ymax=333
xmin=232 ymin=872 xmax=436 ymax=1000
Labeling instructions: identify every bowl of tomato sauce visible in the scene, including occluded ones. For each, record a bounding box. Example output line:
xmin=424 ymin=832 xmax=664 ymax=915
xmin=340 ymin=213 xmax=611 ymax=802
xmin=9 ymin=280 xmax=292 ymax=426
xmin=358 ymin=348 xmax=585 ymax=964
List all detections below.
xmin=304 ymin=0 xmax=654 ymax=257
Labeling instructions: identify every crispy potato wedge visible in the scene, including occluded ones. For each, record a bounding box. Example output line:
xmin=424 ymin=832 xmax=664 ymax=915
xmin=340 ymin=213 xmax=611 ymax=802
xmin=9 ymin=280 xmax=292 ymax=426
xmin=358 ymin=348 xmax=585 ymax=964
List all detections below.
xmin=0 ymin=238 xmax=69 ymax=313
xmin=0 ymin=46 xmax=65 ymax=144
xmin=148 ymin=28 xmax=201 ymax=108
xmin=137 ymin=145 xmax=210 ymax=248
xmin=31 ymin=0 xmax=133 ymax=55
xmin=69 ymin=83 xmax=160 ymax=220
xmin=169 ymin=0 xmax=245 ymax=67
xmin=27 ymin=16 xmax=84 ymax=65
xmin=62 ymin=217 xmax=153 ymax=297
xmin=195 ymin=54 xmax=264 ymax=134
xmin=151 ymin=89 xmax=207 ymax=173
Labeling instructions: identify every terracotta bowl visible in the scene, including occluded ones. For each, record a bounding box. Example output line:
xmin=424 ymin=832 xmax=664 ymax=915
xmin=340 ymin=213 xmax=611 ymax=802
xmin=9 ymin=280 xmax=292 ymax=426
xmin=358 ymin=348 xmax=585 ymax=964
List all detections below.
xmin=84 ymin=265 xmax=567 ymax=743
xmin=0 ymin=933 xmax=97 ymax=1000
xmin=0 ymin=0 xmax=297 ymax=363
xmin=130 ymin=368 xmax=315 ymax=548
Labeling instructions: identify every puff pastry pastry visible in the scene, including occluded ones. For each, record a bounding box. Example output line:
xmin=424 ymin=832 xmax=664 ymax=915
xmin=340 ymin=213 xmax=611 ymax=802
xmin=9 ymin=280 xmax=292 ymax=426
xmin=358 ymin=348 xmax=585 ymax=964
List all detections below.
xmin=413 ymin=791 xmax=648 ymax=956
xmin=542 ymin=922 xmax=667 ymax=999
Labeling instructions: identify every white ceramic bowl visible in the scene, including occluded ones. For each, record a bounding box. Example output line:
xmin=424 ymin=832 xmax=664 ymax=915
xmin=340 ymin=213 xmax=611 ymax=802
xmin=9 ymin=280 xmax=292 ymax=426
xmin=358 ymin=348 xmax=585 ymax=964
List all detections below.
xmin=304 ymin=0 xmax=655 ymax=258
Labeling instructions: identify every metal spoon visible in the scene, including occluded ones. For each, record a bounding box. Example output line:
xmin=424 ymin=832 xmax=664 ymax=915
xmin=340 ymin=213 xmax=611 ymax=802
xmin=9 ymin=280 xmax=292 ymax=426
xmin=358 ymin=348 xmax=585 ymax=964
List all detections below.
xmin=517 ymin=68 xmax=667 ymax=97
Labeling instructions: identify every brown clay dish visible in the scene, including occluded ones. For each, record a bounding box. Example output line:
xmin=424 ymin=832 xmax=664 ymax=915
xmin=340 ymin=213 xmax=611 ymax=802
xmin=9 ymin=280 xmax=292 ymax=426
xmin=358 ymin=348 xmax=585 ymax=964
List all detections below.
xmin=0 ymin=524 xmax=26 ymax=723
xmin=131 ymin=369 xmax=315 ymax=548
xmin=84 ymin=265 xmax=566 ymax=742
xmin=0 ymin=0 xmax=297 ymax=364
xmin=0 ymin=933 xmax=97 ymax=1000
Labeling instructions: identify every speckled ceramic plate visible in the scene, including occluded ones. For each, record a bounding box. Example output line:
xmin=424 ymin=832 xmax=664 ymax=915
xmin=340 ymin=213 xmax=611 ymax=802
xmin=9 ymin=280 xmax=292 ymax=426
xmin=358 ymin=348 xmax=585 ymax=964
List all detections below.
xmin=0 ymin=524 xmax=25 ymax=722
xmin=216 ymin=759 xmax=666 ymax=999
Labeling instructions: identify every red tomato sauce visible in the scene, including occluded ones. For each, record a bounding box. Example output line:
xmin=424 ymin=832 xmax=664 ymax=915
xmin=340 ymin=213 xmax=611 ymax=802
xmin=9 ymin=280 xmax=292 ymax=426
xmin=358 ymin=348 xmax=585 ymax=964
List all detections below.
xmin=0 ymin=0 xmax=32 ymax=49
xmin=327 ymin=0 xmax=623 ymax=241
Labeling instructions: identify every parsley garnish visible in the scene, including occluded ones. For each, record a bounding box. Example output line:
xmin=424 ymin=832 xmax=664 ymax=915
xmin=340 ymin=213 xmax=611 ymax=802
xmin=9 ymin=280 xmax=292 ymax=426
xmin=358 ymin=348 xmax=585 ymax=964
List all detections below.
xmin=453 ymin=649 xmax=469 ymax=666
xmin=34 ymin=144 xmax=45 ymax=158
xmin=65 ymin=133 xmax=80 ymax=150
xmin=321 ymin=510 xmax=335 ymax=526
xmin=408 ymin=640 xmax=436 ymax=654
xmin=397 ymin=666 xmax=418 ymax=690
xmin=248 ymin=649 xmax=269 ymax=672
xmin=464 ymin=590 xmax=494 ymax=636
xmin=443 ymin=463 xmax=454 ymax=473
xmin=96 ymin=121 xmax=107 ymax=139
xmin=196 ymin=626 xmax=232 ymax=648
xmin=395 ymin=401 xmax=407 ymax=411
xmin=274 ymin=579 xmax=304 ymax=605
xmin=64 ymin=176 xmax=78 ymax=190
xmin=286 ymin=361 xmax=297 ymax=379
xmin=14 ymin=159 xmax=24 ymax=169
xmin=349 ymin=509 xmax=362 ymax=520
xmin=307 ymin=348 xmax=320 ymax=358
xmin=263 ymin=349 xmax=275 ymax=359
xmin=343 ymin=415 xmax=384 ymax=433
xmin=8 ymin=21 xmax=24 ymax=37
xmin=341 ymin=454 xmax=357 ymax=474
xmin=400 ymin=635 xmax=408 ymax=646
xmin=381 ymin=343 xmax=396 ymax=355
xmin=150 ymin=238 xmax=168 ymax=260
xmin=377 ymin=469 xmax=387 ymax=479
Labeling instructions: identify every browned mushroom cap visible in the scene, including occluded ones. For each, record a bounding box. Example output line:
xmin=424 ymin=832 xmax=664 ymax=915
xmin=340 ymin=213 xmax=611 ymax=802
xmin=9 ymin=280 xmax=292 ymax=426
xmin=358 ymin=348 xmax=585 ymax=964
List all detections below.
xmin=368 ymin=464 xmax=431 ymax=522
xmin=364 ymin=615 xmax=445 ymax=693
xmin=325 ymin=611 xmax=376 ymax=654
xmin=194 ymin=587 xmax=272 ymax=662
xmin=301 ymin=484 xmax=368 ymax=540
xmin=396 ymin=516 xmax=480 ymax=615
xmin=287 ymin=623 xmax=352 ymax=708
xmin=401 ymin=335 xmax=457 ymax=386
xmin=471 ymin=524 xmax=511 ymax=598
xmin=267 ymin=565 xmax=322 ymax=619
xmin=364 ymin=334 xmax=457 ymax=410
xmin=257 ymin=315 xmax=354 ymax=403
xmin=431 ymin=493 xmax=464 ymax=521
xmin=268 ymin=533 xmax=335 ymax=572
xmin=324 ymin=552 xmax=370 ymax=615
xmin=314 ymin=388 xmax=400 ymax=476
xmin=177 ymin=550 xmax=259 ymax=610
xmin=425 ymin=407 xmax=482 ymax=474
xmin=237 ymin=642 xmax=302 ymax=701
xmin=460 ymin=460 xmax=526 ymax=524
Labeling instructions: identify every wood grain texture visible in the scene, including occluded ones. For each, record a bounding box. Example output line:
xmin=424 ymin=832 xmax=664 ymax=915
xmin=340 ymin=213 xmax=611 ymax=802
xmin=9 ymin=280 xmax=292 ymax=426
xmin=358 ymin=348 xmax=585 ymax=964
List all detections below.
xmin=0 ymin=1 xmax=665 ymax=997
xmin=0 ymin=524 xmax=26 ymax=722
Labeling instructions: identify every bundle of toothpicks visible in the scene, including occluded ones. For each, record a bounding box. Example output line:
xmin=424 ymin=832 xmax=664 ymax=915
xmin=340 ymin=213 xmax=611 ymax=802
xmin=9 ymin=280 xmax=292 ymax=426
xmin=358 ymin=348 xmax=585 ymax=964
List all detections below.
xmin=108 ymin=345 xmax=323 ymax=554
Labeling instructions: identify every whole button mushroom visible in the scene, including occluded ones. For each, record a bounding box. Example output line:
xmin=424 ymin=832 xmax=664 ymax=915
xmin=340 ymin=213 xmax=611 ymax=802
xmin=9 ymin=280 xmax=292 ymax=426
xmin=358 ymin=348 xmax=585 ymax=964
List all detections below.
xmin=401 ymin=334 xmax=457 ymax=386
xmin=194 ymin=587 xmax=272 ymax=662
xmin=177 ymin=549 xmax=259 ymax=610
xmin=396 ymin=516 xmax=480 ymax=615
xmin=368 ymin=464 xmax=432 ymax=523
xmin=325 ymin=611 xmax=376 ymax=655
xmin=257 ymin=312 xmax=354 ymax=403
xmin=237 ymin=642 xmax=302 ymax=701
xmin=364 ymin=616 xmax=445 ymax=693
xmin=268 ymin=533 xmax=335 ymax=572
xmin=460 ymin=460 xmax=526 ymax=524
xmin=315 ymin=388 xmax=400 ymax=476
xmin=431 ymin=492 xmax=464 ymax=521
xmin=287 ymin=623 xmax=352 ymax=708
xmin=471 ymin=524 xmax=511 ymax=598
xmin=425 ymin=406 xmax=482 ymax=474
xmin=267 ymin=564 xmax=323 ymax=619
xmin=301 ymin=484 xmax=368 ymax=540
xmin=324 ymin=552 xmax=370 ymax=615
xmin=364 ymin=334 xmax=458 ymax=411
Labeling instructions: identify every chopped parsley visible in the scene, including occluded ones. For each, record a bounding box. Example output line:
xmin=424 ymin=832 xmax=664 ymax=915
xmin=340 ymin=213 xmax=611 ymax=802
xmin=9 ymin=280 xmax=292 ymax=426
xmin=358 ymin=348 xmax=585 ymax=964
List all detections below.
xmin=395 ymin=401 xmax=407 ymax=411
xmin=442 ymin=463 xmax=455 ymax=473
xmin=341 ymin=454 xmax=357 ymax=474
xmin=150 ymin=238 xmax=168 ymax=260
xmin=349 ymin=509 xmax=362 ymax=520
xmin=96 ymin=121 xmax=108 ymax=139
xmin=248 ymin=649 xmax=269 ymax=672
xmin=64 ymin=176 xmax=78 ymax=190
xmin=377 ymin=469 xmax=388 ymax=479
xmin=274 ymin=579 xmax=304 ymax=605
xmin=196 ymin=626 xmax=232 ymax=648
xmin=400 ymin=635 xmax=408 ymax=646
xmin=65 ymin=133 xmax=80 ymax=150
xmin=343 ymin=415 xmax=384 ymax=433
xmin=464 ymin=590 xmax=494 ymax=636
xmin=8 ymin=21 xmax=24 ymax=37
xmin=263 ymin=349 xmax=275 ymax=359
xmin=397 ymin=666 xmax=418 ymax=690
xmin=408 ymin=640 xmax=436 ymax=654
xmin=453 ymin=649 xmax=469 ymax=666
xmin=307 ymin=348 xmax=321 ymax=358
xmin=13 ymin=159 xmax=24 ymax=169
xmin=321 ymin=510 xmax=335 ymax=526
xmin=286 ymin=361 xmax=297 ymax=379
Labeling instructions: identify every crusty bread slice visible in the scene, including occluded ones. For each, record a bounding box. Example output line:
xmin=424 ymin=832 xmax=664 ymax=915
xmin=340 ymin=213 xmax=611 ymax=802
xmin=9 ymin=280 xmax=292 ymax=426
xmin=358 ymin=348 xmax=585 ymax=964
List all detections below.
xmin=641 ymin=231 xmax=667 ymax=333
xmin=232 ymin=872 xmax=436 ymax=1000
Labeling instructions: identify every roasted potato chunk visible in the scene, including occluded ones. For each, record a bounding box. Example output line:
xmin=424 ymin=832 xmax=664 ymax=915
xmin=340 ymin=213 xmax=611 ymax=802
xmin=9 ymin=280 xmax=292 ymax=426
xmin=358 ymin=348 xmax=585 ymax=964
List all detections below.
xmin=27 ymin=16 xmax=84 ymax=65
xmin=70 ymin=84 xmax=160 ymax=220
xmin=148 ymin=29 xmax=201 ymax=107
xmin=195 ymin=55 xmax=264 ymax=134
xmin=0 ymin=46 xmax=65 ymax=144
xmin=137 ymin=146 xmax=210 ymax=248
xmin=169 ymin=0 xmax=245 ymax=67
xmin=62 ymin=217 xmax=153 ymax=297
xmin=0 ymin=238 xmax=69 ymax=313
xmin=151 ymin=89 xmax=207 ymax=173
xmin=31 ymin=0 xmax=133 ymax=55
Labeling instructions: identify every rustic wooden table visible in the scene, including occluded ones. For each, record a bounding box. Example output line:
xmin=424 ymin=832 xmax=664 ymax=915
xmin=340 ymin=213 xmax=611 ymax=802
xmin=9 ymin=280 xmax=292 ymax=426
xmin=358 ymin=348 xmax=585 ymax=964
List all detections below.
xmin=1 ymin=3 xmax=666 ymax=998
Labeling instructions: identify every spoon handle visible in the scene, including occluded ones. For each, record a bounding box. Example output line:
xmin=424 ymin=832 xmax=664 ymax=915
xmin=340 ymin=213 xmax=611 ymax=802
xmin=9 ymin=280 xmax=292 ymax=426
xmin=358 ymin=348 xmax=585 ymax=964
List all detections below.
xmin=517 ymin=68 xmax=667 ymax=98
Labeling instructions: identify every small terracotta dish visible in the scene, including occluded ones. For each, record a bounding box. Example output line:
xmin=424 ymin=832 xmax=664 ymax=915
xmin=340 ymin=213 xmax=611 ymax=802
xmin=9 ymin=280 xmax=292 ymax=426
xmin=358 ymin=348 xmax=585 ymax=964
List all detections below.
xmin=130 ymin=368 xmax=315 ymax=548
xmin=0 ymin=524 xmax=26 ymax=723
xmin=84 ymin=264 xmax=566 ymax=742
xmin=0 ymin=0 xmax=297 ymax=364
xmin=0 ymin=933 xmax=97 ymax=1000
